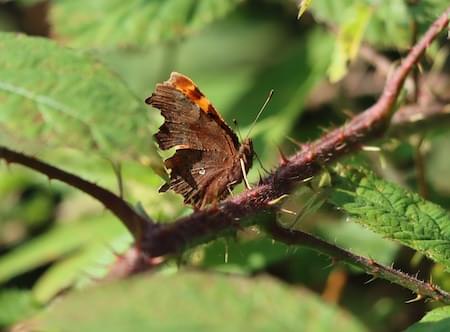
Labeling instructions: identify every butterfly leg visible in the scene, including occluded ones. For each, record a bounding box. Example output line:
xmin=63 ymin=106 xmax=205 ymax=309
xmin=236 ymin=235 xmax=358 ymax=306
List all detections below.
xmin=239 ymin=158 xmax=251 ymax=190
xmin=226 ymin=180 xmax=238 ymax=196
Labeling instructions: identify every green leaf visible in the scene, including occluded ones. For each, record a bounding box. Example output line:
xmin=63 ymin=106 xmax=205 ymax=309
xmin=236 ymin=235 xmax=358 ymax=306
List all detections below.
xmin=0 ymin=32 xmax=153 ymax=161
xmin=24 ymin=272 xmax=367 ymax=332
xmin=0 ymin=289 xmax=39 ymax=328
xmin=50 ymin=0 xmax=244 ymax=49
xmin=408 ymin=0 xmax=450 ymax=27
xmin=200 ymin=236 xmax=304 ymax=274
xmin=310 ymin=0 xmax=449 ymax=48
xmin=329 ymin=167 xmax=450 ymax=270
xmin=0 ymin=214 xmax=128 ymax=284
xmin=200 ymin=236 xmax=335 ymax=287
xmin=316 ymin=221 xmax=399 ymax=266
xmin=406 ymin=306 xmax=450 ymax=332
xmin=327 ymin=4 xmax=372 ymax=82
xmin=32 ymin=232 xmax=133 ymax=304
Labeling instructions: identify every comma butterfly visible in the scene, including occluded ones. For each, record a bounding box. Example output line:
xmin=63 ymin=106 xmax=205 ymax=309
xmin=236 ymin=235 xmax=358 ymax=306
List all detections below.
xmin=146 ymin=72 xmax=254 ymax=209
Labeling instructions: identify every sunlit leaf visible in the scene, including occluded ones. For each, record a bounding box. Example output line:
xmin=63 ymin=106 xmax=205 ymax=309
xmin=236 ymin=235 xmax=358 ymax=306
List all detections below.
xmin=310 ymin=0 xmax=449 ymax=48
xmin=32 ymin=233 xmax=132 ymax=304
xmin=327 ymin=4 xmax=372 ymax=82
xmin=0 ymin=215 xmax=128 ymax=284
xmin=316 ymin=221 xmax=399 ymax=265
xmin=330 ymin=167 xmax=450 ymax=270
xmin=0 ymin=289 xmax=39 ymax=328
xmin=0 ymin=33 xmax=154 ymax=162
xmin=406 ymin=306 xmax=450 ymax=332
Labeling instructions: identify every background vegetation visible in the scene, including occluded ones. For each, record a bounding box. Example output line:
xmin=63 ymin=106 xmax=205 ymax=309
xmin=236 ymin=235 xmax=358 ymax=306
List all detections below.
xmin=0 ymin=1 xmax=449 ymax=331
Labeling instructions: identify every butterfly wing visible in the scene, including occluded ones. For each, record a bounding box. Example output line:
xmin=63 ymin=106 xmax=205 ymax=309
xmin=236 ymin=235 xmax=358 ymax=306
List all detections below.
xmin=160 ymin=149 xmax=233 ymax=207
xmin=146 ymin=72 xmax=241 ymax=208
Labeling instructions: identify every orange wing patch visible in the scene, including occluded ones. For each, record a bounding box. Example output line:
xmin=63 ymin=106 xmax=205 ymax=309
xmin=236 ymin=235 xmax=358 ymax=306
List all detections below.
xmin=168 ymin=72 xmax=225 ymax=121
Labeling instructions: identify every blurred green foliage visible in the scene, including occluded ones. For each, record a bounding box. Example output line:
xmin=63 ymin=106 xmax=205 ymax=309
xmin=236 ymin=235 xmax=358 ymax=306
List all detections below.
xmin=0 ymin=288 xmax=39 ymax=326
xmin=26 ymin=272 xmax=368 ymax=332
xmin=0 ymin=0 xmax=449 ymax=331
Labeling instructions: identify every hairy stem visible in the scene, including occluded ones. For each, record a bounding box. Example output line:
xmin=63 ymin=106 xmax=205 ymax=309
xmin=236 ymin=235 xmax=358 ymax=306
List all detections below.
xmin=266 ymin=221 xmax=450 ymax=304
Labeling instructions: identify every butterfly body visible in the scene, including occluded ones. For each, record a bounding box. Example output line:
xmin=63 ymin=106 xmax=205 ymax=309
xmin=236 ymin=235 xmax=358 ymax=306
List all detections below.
xmin=146 ymin=72 xmax=254 ymax=209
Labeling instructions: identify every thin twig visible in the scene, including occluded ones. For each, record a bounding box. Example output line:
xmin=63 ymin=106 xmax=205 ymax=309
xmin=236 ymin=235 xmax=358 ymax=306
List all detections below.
xmin=0 ymin=147 xmax=153 ymax=241
xmin=390 ymin=102 xmax=450 ymax=135
xmin=265 ymin=221 xmax=450 ymax=304
xmin=409 ymin=1 xmax=420 ymax=103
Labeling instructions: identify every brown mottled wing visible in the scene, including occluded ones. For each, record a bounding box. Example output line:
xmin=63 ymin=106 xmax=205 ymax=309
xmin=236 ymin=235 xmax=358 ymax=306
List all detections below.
xmin=160 ymin=150 xmax=231 ymax=207
xmin=146 ymin=72 xmax=240 ymax=208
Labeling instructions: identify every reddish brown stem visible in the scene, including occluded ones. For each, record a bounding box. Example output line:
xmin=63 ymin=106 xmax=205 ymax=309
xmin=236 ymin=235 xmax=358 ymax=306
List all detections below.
xmin=140 ymin=6 xmax=450 ymax=258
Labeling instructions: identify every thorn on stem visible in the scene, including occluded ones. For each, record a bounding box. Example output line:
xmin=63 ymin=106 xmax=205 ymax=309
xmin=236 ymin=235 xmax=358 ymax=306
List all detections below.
xmin=405 ymin=294 xmax=424 ymax=304
xmin=364 ymin=276 xmax=378 ymax=284
xmin=286 ymin=136 xmax=303 ymax=149
xmin=362 ymin=145 xmax=381 ymax=152
xmin=323 ymin=257 xmax=338 ymax=270
xmin=267 ymin=194 xmax=289 ymax=206
xmin=278 ymin=147 xmax=289 ymax=165
xmin=144 ymin=256 xmax=165 ymax=266
xmin=279 ymin=208 xmax=296 ymax=216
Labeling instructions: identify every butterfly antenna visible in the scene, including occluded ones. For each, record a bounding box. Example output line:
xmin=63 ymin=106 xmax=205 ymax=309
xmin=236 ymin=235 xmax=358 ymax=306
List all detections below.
xmin=245 ymin=89 xmax=274 ymax=139
xmin=233 ymin=118 xmax=244 ymax=142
